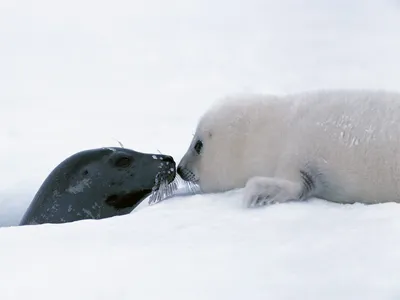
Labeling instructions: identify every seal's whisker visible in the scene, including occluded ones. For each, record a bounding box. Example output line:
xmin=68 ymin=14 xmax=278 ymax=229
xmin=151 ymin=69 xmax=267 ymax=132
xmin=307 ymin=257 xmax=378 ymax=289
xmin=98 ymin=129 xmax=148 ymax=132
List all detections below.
xmin=112 ymin=138 xmax=125 ymax=148
xmin=179 ymin=180 xmax=199 ymax=195
xmin=175 ymin=175 xmax=185 ymax=186
xmin=186 ymin=182 xmax=192 ymax=194
xmin=189 ymin=182 xmax=195 ymax=193
xmin=189 ymin=182 xmax=199 ymax=194
xmin=167 ymin=184 xmax=172 ymax=198
xmin=148 ymin=176 xmax=180 ymax=205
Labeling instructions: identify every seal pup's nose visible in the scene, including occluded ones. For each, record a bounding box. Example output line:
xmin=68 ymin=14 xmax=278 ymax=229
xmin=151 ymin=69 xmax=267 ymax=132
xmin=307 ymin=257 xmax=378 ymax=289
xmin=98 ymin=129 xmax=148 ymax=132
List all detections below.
xmin=177 ymin=165 xmax=184 ymax=177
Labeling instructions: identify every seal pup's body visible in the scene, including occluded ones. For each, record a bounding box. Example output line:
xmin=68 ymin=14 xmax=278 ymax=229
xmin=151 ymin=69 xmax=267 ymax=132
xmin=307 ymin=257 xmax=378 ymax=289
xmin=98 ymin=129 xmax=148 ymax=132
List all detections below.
xmin=177 ymin=90 xmax=400 ymax=207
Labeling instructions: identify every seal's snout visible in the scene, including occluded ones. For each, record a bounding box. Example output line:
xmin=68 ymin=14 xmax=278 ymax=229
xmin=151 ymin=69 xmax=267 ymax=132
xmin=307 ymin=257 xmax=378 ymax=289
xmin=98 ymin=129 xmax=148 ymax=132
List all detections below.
xmin=162 ymin=155 xmax=175 ymax=163
xmin=177 ymin=165 xmax=184 ymax=177
xmin=158 ymin=155 xmax=176 ymax=172
xmin=177 ymin=164 xmax=197 ymax=182
xmin=152 ymin=154 xmax=177 ymax=187
xmin=162 ymin=155 xmax=176 ymax=171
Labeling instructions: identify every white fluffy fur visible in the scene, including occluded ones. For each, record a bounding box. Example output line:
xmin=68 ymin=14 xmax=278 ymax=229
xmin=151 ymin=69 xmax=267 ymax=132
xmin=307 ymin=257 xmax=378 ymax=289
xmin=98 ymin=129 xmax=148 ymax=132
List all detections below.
xmin=178 ymin=90 xmax=400 ymax=207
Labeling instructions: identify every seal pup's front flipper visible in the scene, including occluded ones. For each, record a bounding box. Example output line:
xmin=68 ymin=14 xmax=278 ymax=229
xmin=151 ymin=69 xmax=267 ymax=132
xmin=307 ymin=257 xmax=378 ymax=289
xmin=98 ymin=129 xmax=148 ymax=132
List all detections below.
xmin=243 ymin=176 xmax=304 ymax=208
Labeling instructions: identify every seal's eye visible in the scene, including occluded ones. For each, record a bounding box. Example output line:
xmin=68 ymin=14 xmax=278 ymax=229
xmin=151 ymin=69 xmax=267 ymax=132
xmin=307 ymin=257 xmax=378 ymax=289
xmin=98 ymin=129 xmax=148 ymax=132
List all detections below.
xmin=115 ymin=156 xmax=131 ymax=168
xmin=194 ymin=140 xmax=203 ymax=154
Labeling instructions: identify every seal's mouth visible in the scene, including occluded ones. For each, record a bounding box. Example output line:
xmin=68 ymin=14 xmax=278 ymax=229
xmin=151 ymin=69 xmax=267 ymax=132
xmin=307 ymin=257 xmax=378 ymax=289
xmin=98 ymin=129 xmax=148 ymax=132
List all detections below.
xmin=147 ymin=167 xmax=179 ymax=204
xmin=105 ymin=168 xmax=177 ymax=210
xmin=105 ymin=160 xmax=178 ymax=210
xmin=176 ymin=166 xmax=198 ymax=183
xmin=105 ymin=189 xmax=153 ymax=210
xmin=153 ymin=169 xmax=176 ymax=189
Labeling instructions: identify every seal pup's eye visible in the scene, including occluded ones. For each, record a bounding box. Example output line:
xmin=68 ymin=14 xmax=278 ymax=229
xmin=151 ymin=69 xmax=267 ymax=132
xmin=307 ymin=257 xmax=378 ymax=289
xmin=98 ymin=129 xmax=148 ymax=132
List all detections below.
xmin=194 ymin=140 xmax=203 ymax=154
xmin=115 ymin=156 xmax=132 ymax=168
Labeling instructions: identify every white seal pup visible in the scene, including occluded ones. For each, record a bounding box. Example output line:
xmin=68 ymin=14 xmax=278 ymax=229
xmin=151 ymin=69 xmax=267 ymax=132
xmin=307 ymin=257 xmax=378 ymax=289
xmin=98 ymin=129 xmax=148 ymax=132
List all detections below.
xmin=177 ymin=89 xmax=400 ymax=207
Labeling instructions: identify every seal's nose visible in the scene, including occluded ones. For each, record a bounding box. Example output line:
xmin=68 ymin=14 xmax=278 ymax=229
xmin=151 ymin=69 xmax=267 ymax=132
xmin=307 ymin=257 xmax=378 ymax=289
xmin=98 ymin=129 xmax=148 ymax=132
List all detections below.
xmin=177 ymin=165 xmax=184 ymax=177
xmin=159 ymin=155 xmax=176 ymax=171
xmin=163 ymin=155 xmax=175 ymax=163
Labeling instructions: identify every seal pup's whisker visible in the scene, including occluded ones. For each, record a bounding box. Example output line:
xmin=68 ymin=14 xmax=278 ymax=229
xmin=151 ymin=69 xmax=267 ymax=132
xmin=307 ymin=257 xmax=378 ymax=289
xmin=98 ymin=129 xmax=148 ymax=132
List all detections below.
xmin=188 ymin=181 xmax=200 ymax=194
xmin=179 ymin=178 xmax=200 ymax=195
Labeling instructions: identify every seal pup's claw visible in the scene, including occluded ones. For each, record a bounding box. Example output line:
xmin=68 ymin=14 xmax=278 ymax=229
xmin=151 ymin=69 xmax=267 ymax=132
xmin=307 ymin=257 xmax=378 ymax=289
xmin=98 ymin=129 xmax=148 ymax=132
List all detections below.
xmin=244 ymin=176 xmax=302 ymax=208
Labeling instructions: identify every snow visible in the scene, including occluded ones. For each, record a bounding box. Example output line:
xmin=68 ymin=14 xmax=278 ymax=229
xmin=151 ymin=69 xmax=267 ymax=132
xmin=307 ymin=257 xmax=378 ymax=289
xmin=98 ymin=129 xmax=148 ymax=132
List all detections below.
xmin=1 ymin=0 xmax=400 ymax=299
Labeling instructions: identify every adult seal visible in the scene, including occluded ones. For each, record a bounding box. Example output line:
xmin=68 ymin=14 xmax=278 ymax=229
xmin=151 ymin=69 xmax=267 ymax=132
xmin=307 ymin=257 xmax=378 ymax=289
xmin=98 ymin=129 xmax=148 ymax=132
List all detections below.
xmin=177 ymin=89 xmax=400 ymax=207
xmin=20 ymin=147 xmax=176 ymax=225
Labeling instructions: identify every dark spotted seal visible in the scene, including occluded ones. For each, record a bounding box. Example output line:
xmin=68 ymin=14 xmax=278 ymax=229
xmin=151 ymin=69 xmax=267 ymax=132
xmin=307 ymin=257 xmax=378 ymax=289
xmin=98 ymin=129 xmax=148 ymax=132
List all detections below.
xmin=19 ymin=147 xmax=176 ymax=225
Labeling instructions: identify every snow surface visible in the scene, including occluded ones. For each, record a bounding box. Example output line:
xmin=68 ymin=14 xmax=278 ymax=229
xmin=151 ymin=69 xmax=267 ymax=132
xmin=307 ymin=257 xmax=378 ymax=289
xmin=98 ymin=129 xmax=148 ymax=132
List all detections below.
xmin=1 ymin=0 xmax=400 ymax=299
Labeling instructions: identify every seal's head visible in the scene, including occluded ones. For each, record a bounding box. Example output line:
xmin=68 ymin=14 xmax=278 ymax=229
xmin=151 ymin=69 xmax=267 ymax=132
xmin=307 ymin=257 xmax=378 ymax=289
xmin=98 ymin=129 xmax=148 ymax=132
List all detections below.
xmin=177 ymin=97 xmax=260 ymax=194
xmin=20 ymin=147 xmax=176 ymax=225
